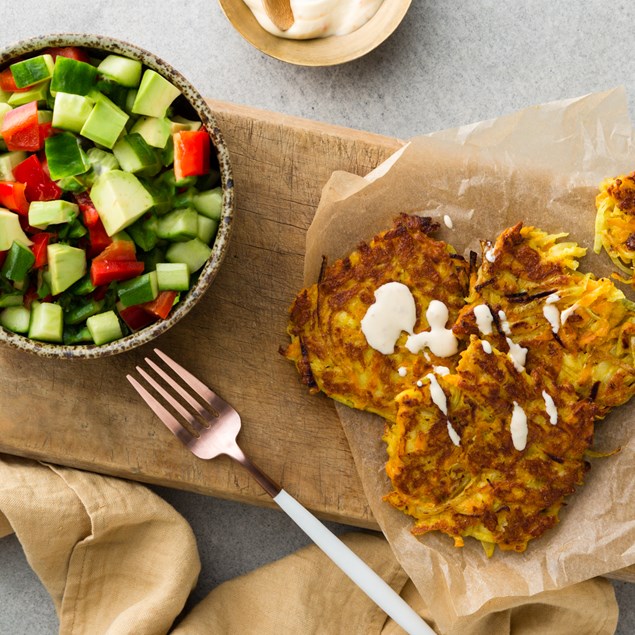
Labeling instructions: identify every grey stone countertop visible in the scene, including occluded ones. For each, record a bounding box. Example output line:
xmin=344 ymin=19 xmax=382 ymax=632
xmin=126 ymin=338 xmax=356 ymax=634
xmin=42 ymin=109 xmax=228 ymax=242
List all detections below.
xmin=0 ymin=1 xmax=633 ymax=633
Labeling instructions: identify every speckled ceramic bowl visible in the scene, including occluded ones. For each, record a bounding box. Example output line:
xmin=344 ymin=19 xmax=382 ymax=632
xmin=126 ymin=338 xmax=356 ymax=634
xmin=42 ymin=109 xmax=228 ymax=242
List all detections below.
xmin=0 ymin=34 xmax=234 ymax=359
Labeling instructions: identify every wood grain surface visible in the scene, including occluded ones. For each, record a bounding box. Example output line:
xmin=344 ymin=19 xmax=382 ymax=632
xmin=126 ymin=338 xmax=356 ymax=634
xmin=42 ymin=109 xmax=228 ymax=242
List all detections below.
xmin=0 ymin=100 xmax=403 ymax=528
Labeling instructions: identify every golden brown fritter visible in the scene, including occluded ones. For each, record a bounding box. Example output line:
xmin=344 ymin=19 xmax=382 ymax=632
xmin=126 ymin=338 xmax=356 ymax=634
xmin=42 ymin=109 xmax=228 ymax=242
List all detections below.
xmin=595 ymin=172 xmax=635 ymax=285
xmin=453 ymin=224 xmax=635 ymax=417
xmin=383 ymin=337 xmax=596 ymax=555
xmin=282 ymin=213 xmax=470 ymax=421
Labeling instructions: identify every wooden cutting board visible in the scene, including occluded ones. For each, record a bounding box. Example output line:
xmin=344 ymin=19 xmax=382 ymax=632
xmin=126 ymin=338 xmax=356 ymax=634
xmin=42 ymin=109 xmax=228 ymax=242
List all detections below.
xmin=0 ymin=101 xmax=403 ymax=529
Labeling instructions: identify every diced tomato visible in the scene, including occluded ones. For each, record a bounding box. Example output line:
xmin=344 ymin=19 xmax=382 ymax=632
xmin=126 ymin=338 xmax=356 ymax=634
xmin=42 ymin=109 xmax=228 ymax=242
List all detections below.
xmin=118 ymin=304 xmax=158 ymax=331
xmin=74 ymin=191 xmax=100 ymax=226
xmin=44 ymin=47 xmax=91 ymax=63
xmin=0 ymin=181 xmax=29 ymax=215
xmin=1 ymin=101 xmax=41 ymax=151
xmin=39 ymin=122 xmax=55 ymax=146
xmin=90 ymin=260 xmax=144 ymax=286
xmin=91 ymin=285 xmax=109 ymax=301
xmin=0 ymin=250 xmax=6 ymax=270
xmin=0 ymin=68 xmax=28 ymax=93
xmin=143 ymin=290 xmax=178 ymax=320
xmin=13 ymin=155 xmax=62 ymax=201
xmin=31 ymin=232 xmax=53 ymax=268
xmin=173 ymin=130 xmax=210 ymax=181
xmin=72 ymin=192 xmax=112 ymax=256
xmin=92 ymin=239 xmax=136 ymax=262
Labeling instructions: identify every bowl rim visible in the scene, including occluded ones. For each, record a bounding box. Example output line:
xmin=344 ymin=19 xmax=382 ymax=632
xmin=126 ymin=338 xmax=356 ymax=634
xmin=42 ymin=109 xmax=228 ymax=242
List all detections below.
xmin=218 ymin=0 xmax=412 ymax=67
xmin=0 ymin=33 xmax=235 ymax=359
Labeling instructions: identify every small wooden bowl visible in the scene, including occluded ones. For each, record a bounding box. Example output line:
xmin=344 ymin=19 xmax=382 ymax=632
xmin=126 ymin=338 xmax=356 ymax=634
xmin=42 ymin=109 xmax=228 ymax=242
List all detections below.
xmin=218 ymin=0 xmax=412 ymax=66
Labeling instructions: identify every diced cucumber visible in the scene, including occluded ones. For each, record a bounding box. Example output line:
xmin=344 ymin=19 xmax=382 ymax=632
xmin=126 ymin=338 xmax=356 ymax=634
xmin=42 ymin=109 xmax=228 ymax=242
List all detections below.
xmin=127 ymin=215 xmax=158 ymax=252
xmin=64 ymin=298 xmax=104 ymax=325
xmin=90 ymin=170 xmax=154 ymax=236
xmin=86 ymin=310 xmax=123 ymax=345
xmin=80 ymin=93 xmax=129 ymax=149
xmin=63 ymin=325 xmax=93 ymax=344
xmin=8 ymin=81 xmax=50 ymax=107
xmin=28 ymin=200 xmax=79 ymax=229
xmin=156 ymin=262 xmax=189 ymax=291
xmin=197 ymin=214 xmax=218 ymax=244
xmin=130 ymin=116 xmax=171 ymax=148
xmin=10 ymin=54 xmax=54 ymax=88
xmin=87 ymin=147 xmax=120 ymax=177
xmin=0 ymin=150 xmax=26 ymax=181
xmin=38 ymin=109 xmax=53 ymax=123
xmin=1 ymin=240 xmax=35 ymax=282
xmin=166 ymin=238 xmax=212 ymax=273
xmin=117 ymin=271 xmax=158 ymax=307
xmin=52 ymin=92 xmax=94 ymax=133
xmin=193 ymin=187 xmax=222 ymax=220
xmin=1 ymin=305 xmax=31 ymax=333
xmin=0 ymin=103 xmax=12 ymax=129
xmin=157 ymin=207 xmax=198 ymax=241
xmin=97 ymin=55 xmax=142 ymax=88
xmin=113 ymin=132 xmax=161 ymax=176
xmin=132 ymin=69 xmax=180 ymax=118
xmin=51 ymin=56 xmax=97 ymax=95
xmin=29 ymin=301 xmax=63 ymax=342
xmin=0 ymin=293 xmax=24 ymax=308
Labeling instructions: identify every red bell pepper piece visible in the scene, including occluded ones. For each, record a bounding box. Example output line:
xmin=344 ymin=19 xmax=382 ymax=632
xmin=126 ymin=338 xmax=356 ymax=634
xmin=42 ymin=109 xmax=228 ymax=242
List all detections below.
xmin=1 ymin=101 xmax=41 ymax=151
xmin=173 ymin=130 xmax=210 ymax=181
xmin=73 ymin=192 xmax=112 ymax=256
xmin=39 ymin=122 xmax=56 ymax=146
xmin=92 ymin=239 xmax=137 ymax=262
xmin=13 ymin=155 xmax=62 ymax=202
xmin=0 ymin=250 xmax=7 ymax=270
xmin=143 ymin=290 xmax=178 ymax=320
xmin=118 ymin=304 xmax=158 ymax=331
xmin=90 ymin=259 xmax=144 ymax=286
xmin=31 ymin=232 xmax=53 ymax=268
xmin=44 ymin=47 xmax=91 ymax=63
xmin=0 ymin=181 xmax=29 ymax=215
xmin=0 ymin=68 xmax=29 ymax=93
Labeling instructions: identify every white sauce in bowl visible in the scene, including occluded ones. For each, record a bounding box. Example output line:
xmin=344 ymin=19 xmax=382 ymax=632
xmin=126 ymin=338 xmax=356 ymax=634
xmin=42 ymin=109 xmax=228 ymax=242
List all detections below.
xmin=243 ymin=0 xmax=384 ymax=39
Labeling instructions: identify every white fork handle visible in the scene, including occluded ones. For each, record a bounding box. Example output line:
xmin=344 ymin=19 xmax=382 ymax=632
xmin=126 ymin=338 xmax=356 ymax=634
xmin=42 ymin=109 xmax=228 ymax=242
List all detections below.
xmin=273 ymin=489 xmax=435 ymax=635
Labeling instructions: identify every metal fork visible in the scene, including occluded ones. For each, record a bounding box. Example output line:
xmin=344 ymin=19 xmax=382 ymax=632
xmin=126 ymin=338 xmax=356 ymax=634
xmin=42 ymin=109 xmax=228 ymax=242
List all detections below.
xmin=127 ymin=348 xmax=434 ymax=635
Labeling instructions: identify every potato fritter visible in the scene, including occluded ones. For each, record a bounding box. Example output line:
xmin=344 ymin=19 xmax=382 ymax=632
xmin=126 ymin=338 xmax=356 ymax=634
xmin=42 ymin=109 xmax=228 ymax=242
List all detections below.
xmin=594 ymin=172 xmax=635 ymax=285
xmin=383 ymin=337 xmax=596 ymax=554
xmin=453 ymin=224 xmax=635 ymax=417
xmin=282 ymin=213 xmax=470 ymax=421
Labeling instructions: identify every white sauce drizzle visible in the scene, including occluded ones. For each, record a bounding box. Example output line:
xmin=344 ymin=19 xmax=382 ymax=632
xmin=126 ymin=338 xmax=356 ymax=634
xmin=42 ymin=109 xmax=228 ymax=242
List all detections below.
xmin=443 ymin=214 xmax=453 ymax=229
xmin=360 ymin=282 xmax=416 ymax=355
xmin=243 ymin=0 xmax=384 ymax=39
xmin=510 ymin=401 xmax=528 ymax=451
xmin=481 ymin=340 xmax=492 ymax=354
xmin=542 ymin=293 xmax=561 ymax=334
xmin=506 ymin=337 xmax=528 ymax=372
xmin=416 ymin=379 xmax=423 ymax=387
xmin=397 ymin=366 xmax=407 ymax=377
xmin=473 ymin=304 xmax=494 ymax=335
xmin=446 ymin=421 xmax=461 ymax=447
xmin=498 ymin=309 xmax=512 ymax=335
xmin=424 ymin=373 xmax=460 ymax=446
xmin=560 ymin=302 xmax=579 ymax=325
xmin=485 ymin=245 xmax=496 ymax=263
xmin=405 ymin=300 xmax=459 ymax=358
xmin=542 ymin=390 xmax=558 ymax=425
xmin=433 ymin=365 xmax=450 ymax=376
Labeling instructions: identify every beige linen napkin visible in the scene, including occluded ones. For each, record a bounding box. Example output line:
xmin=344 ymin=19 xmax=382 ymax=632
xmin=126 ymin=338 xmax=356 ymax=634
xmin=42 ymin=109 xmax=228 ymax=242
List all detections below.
xmin=0 ymin=454 xmax=618 ymax=634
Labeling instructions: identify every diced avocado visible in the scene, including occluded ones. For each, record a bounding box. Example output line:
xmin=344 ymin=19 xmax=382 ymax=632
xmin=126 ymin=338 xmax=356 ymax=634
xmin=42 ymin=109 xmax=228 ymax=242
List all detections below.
xmin=10 ymin=54 xmax=54 ymax=88
xmin=166 ymin=238 xmax=212 ymax=273
xmin=1 ymin=241 xmax=35 ymax=282
xmin=132 ymin=69 xmax=180 ymax=118
xmin=52 ymin=92 xmax=94 ymax=133
xmin=80 ymin=93 xmax=129 ymax=149
xmin=97 ymin=55 xmax=142 ymax=88
xmin=156 ymin=262 xmax=189 ymax=291
xmin=51 ymin=56 xmax=97 ymax=95
xmin=86 ymin=310 xmax=122 ymax=345
xmin=28 ymin=200 xmax=79 ymax=229
xmin=45 ymin=132 xmax=91 ymax=180
xmin=87 ymin=147 xmax=119 ymax=177
xmin=90 ymin=169 xmax=154 ymax=236
xmin=169 ymin=115 xmax=202 ymax=133
xmin=0 ymin=209 xmax=33 ymax=250
xmin=47 ymin=243 xmax=86 ymax=295
xmin=117 ymin=271 xmax=158 ymax=307
xmin=7 ymin=81 xmax=50 ymax=107
xmin=112 ymin=133 xmax=161 ymax=176
xmin=0 ymin=150 xmax=26 ymax=181
xmin=156 ymin=207 xmax=198 ymax=241
xmin=130 ymin=116 xmax=171 ymax=148
xmin=197 ymin=214 xmax=218 ymax=244
xmin=193 ymin=187 xmax=222 ymax=220
xmin=0 ymin=305 xmax=30 ymax=333
xmin=28 ymin=301 xmax=63 ymax=342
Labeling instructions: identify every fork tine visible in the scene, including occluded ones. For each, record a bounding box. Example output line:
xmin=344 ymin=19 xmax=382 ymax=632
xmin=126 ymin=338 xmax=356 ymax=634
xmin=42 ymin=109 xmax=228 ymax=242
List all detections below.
xmin=154 ymin=348 xmax=229 ymax=414
xmin=126 ymin=374 xmax=192 ymax=446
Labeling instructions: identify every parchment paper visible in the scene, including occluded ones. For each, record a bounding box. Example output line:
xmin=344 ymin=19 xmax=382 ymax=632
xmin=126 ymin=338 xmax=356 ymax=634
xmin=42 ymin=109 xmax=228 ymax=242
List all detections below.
xmin=302 ymin=88 xmax=635 ymax=634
